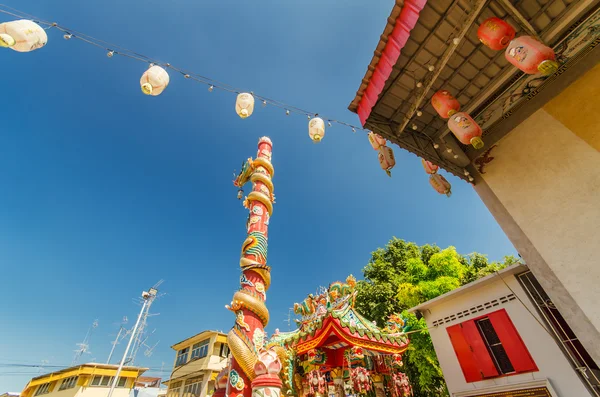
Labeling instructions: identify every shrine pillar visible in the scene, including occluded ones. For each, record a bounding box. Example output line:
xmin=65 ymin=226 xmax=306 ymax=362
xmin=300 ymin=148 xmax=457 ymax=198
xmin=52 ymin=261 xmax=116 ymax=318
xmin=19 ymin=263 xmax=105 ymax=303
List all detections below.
xmin=226 ymin=137 xmax=277 ymax=397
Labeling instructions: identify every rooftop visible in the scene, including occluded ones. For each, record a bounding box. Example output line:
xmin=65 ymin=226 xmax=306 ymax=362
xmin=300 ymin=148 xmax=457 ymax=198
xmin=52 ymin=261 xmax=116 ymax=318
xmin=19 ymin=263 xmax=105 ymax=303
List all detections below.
xmin=171 ymin=329 xmax=227 ymax=350
xmin=349 ymin=0 xmax=600 ymax=180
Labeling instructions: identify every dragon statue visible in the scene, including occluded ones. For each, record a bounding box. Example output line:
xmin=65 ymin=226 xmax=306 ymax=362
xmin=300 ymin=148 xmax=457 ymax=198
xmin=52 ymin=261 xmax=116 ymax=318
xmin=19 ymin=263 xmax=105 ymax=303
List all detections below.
xmin=223 ymin=137 xmax=282 ymax=397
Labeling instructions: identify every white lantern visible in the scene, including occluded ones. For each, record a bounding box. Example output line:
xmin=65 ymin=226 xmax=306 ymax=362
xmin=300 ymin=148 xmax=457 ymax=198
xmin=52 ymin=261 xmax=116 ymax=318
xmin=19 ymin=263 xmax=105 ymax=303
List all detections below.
xmin=236 ymin=93 xmax=255 ymax=119
xmin=0 ymin=20 xmax=47 ymax=52
xmin=140 ymin=65 xmax=170 ymax=96
xmin=308 ymin=117 xmax=325 ymax=143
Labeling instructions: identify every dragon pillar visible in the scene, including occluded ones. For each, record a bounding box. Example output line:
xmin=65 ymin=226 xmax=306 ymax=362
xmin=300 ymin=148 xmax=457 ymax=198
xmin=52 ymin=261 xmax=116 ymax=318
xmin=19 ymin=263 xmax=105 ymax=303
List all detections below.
xmin=226 ymin=137 xmax=279 ymax=397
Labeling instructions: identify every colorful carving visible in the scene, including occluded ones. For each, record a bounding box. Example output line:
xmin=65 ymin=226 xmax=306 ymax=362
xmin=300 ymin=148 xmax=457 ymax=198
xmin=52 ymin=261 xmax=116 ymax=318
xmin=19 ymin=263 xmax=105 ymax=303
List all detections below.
xmin=306 ymin=370 xmax=326 ymax=396
xmin=227 ymin=137 xmax=276 ymax=397
xmin=253 ymin=329 xmax=266 ymax=351
xmin=345 ymin=346 xmax=365 ymax=365
xmin=421 ymin=159 xmax=438 ymax=175
xmin=350 ymin=367 xmax=371 ymax=395
xmin=307 ymin=349 xmax=327 ymax=365
xmin=477 ymin=17 xmax=515 ymax=50
xmin=0 ymin=20 xmax=47 ymax=52
xmin=431 ymin=90 xmax=460 ymax=119
xmin=294 ymin=294 xmax=316 ymax=316
xmin=378 ymin=146 xmax=396 ymax=177
xmin=505 ymin=36 xmax=559 ymax=76
xmin=383 ymin=314 xmax=406 ymax=334
xmin=447 ymin=112 xmax=484 ymax=149
xmin=242 ymin=232 xmax=269 ymax=263
xmin=429 ymin=174 xmax=452 ymax=197
xmin=389 ymin=372 xmax=412 ymax=397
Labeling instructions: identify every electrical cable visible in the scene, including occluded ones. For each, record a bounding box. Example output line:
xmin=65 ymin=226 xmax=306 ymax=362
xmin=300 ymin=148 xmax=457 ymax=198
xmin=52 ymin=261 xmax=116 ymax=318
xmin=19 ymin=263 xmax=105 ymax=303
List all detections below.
xmin=0 ymin=5 xmax=370 ymax=136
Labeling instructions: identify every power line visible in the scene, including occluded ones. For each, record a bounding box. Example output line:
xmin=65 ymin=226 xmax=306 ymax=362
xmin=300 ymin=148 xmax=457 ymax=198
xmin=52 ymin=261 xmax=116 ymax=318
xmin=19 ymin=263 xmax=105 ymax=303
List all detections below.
xmin=0 ymin=4 xmax=371 ymax=138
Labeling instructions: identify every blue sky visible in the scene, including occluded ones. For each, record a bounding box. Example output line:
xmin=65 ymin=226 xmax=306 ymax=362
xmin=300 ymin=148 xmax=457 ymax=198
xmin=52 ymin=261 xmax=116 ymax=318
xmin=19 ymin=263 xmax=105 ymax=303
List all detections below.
xmin=0 ymin=0 xmax=516 ymax=391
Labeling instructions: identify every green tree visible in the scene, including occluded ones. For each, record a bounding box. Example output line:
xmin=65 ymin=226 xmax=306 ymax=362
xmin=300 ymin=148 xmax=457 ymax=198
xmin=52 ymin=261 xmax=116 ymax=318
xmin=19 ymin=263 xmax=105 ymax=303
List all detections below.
xmin=355 ymin=238 xmax=518 ymax=397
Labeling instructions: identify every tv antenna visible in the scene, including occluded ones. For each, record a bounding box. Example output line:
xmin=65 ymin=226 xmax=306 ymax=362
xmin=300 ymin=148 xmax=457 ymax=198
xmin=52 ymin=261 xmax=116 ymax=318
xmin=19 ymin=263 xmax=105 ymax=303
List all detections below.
xmin=107 ymin=316 xmax=129 ymax=364
xmin=72 ymin=319 xmax=99 ymax=365
xmin=108 ymin=282 xmax=163 ymax=397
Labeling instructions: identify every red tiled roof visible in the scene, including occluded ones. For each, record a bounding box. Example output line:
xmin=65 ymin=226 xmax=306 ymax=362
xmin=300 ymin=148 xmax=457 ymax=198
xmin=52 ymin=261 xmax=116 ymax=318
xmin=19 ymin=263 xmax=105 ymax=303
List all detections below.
xmin=348 ymin=0 xmax=427 ymax=125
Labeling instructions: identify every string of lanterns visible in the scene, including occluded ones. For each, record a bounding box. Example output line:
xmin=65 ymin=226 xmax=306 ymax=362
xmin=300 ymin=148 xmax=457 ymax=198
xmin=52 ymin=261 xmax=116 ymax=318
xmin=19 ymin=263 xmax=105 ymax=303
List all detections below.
xmin=0 ymin=8 xmax=370 ymax=146
xmin=431 ymin=16 xmax=559 ymax=152
xmin=5 ymin=8 xmax=554 ymax=196
xmin=414 ymin=16 xmax=559 ymax=196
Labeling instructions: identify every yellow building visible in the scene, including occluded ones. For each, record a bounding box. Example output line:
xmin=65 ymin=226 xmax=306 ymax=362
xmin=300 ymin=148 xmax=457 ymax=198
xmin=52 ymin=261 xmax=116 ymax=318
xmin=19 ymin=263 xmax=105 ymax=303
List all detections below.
xmin=165 ymin=331 xmax=229 ymax=397
xmin=20 ymin=363 xmax=147 ymax=397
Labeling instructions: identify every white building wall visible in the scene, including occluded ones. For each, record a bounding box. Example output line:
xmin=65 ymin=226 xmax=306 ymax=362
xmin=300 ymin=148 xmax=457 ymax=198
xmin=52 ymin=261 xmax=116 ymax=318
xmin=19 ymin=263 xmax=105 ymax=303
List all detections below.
xmin=421 ymin=275 xmax=591 ymax=397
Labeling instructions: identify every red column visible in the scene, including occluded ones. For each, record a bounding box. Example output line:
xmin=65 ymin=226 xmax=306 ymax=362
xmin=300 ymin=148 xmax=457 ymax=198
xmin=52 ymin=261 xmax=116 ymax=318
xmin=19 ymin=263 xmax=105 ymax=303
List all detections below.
xmin=227 ymin=137 xmax=275 ymax=397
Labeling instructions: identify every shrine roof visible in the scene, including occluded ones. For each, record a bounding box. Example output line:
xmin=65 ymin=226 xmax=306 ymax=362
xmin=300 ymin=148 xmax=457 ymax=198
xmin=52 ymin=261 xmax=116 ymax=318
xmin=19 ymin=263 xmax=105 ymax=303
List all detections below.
xmin=268 ymin=276 xmax=409 ymax=355
xmin=348 ymin=0 xmax=600 ymax=180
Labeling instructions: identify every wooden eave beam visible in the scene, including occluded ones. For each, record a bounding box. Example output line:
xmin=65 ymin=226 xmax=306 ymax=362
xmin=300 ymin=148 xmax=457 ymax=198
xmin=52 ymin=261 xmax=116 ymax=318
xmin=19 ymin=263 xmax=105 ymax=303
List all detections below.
xmin=497 ymin=0 xmax=541 ymax=40
xmin=395 ymin=0 xmax=489 ymax=135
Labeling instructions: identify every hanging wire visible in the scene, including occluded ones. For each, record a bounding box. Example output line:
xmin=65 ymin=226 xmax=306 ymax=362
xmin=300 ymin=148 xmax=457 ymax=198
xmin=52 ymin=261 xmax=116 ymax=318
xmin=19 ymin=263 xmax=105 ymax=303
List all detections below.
xmin=0 ymin=5 xmax=370 ymax=135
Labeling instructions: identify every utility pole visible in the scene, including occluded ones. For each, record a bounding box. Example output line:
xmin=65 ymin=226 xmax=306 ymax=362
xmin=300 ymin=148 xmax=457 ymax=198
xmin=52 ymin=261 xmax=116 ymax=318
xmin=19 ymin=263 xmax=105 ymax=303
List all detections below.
xmin=107 ymin=287 xmax=157 ymax=397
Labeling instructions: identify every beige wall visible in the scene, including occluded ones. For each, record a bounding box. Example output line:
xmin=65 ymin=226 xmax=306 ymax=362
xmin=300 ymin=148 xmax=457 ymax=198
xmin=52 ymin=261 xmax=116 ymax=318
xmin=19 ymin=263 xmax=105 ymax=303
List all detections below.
xmin=422 ymin=275 xmax=592 ymax=397
xmin=474 ymin=80 xmax=600 ymax=363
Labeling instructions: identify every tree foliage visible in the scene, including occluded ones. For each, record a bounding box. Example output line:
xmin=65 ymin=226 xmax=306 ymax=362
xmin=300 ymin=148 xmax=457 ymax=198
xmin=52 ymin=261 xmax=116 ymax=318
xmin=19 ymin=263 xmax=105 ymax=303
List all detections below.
xmin=355 ymin=238 xmax=517 ymax=397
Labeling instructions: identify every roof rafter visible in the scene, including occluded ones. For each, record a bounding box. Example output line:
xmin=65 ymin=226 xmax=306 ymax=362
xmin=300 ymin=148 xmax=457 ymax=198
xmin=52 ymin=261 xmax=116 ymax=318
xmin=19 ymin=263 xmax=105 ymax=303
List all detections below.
xmin=396 ymin=0 xmax=489 ymax=135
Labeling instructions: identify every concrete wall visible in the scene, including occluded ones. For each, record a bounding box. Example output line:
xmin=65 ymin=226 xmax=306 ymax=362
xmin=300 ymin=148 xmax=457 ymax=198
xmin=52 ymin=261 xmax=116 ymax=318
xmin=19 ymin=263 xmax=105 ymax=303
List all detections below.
xmin=473 ymin=63 xmax=600 ymax=364
xmin=422 ymin=276 xmax=591 ymax=397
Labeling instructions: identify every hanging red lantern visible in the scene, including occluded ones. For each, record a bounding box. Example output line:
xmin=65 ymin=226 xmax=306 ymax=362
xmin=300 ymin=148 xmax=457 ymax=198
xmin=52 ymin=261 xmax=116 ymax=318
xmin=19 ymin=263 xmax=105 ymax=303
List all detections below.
xmin=477 ymin=17 xmax=516 ymax=51
xmin=447 ymin=112 xmax=484 ymax=149
xmin=421 ymin=159 xmax=438 ymax=174
xmin=378 ymin=146 xmax=396 ymax=177
xmin=368 ymin=132 xmax=387 ymax=150
xmin=429 ymin=174 xmax=452 ymax=197
xmin=431 ymin=90 xmax=460 ymax=119
xmin=505 ymin=36 xmax=559 ymax=76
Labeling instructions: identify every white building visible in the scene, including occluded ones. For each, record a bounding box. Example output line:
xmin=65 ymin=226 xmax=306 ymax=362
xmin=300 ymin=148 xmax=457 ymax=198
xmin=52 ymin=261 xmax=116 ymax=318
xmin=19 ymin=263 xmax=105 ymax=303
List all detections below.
xmin=408 ymin=263 xmax=599 ymax=397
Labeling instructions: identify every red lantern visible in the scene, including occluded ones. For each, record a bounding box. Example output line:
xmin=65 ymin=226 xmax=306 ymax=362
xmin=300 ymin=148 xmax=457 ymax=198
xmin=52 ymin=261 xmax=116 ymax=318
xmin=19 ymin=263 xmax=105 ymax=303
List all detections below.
xmin=505 ymin=36 xmax=559 ymax=76
xmin=378 ymin=146 xmax=396 ymax=177
xmin=447 ymin=112 xmax=484 ymax=149
xmin=431 ymin=90 xmax=460 ymax=119
xmin=368 ymin=132 xmax=387 ymax=150
xmin=477 ymin=17 xmax=516 ymax=51
xmin=429 ymin=174 xmax=452 ymax=197
xmin=421 ymin=159 xmax=438 ymax=174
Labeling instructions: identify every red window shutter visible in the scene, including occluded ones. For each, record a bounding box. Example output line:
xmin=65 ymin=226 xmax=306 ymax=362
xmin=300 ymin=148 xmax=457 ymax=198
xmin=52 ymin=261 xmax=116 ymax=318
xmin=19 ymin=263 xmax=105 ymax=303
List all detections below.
xmin=460 ymin=321 xmax=500 ymax=378
xmin=447 ymin=324 xmax=482 ymax=382
xmin=488 ymin=309 xmax=538 ymax=373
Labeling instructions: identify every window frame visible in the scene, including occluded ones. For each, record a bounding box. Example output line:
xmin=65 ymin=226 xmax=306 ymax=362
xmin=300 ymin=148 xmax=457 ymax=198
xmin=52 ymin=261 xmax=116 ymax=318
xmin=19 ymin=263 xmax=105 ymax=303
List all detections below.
xmin=89 ymin=375 xmax=128 ymax=388
xmin=59 ymin=376 xmax=79 ymax=390
xmin=191 ymin=340 xmax=210 ymax=361
xmin=176 ymin=347 xmax=190 ymax=366
xmin=447 ymin=308 xmax=537 ymax=383
xmin=35 ymin=383 xmax=51 ymax=396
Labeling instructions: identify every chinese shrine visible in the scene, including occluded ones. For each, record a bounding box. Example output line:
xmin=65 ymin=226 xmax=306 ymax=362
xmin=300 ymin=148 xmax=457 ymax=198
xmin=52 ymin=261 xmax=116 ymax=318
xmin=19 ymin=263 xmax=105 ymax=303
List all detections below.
xmin=267 ymin=276 xmax=413 ymax=397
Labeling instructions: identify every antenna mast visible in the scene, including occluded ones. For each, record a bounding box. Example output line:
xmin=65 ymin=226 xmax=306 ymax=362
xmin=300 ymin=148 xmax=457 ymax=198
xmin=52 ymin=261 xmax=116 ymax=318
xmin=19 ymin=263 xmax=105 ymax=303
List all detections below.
xmin=107 ymin=284 xmax=159 ymax=397
xmin=107 ymin=316 xmax=129 ymax=364
xmin=72 ymin=319 xmax=99 ymax=365
xmin=126 ymin=279 xmax=163 ymax=365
